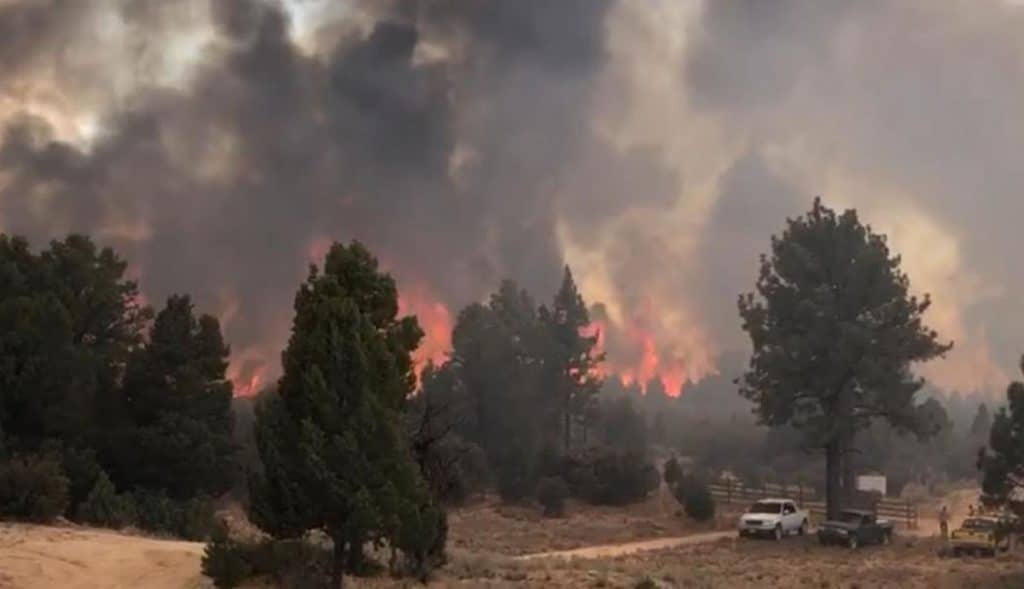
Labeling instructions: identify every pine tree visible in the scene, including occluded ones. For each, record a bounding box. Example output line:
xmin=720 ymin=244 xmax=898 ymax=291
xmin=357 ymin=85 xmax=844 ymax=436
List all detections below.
xmin=971 ymin=403 xmax=992 ymax=438
xmin=248 ymin=241 xmax=440 ymax=588
xmin=0 ymin=234 xmax=149 ymax=448
xmin=108 ymin=295 xmax=237 ymax=499
xmin=738 ymin=198 xmax=951 ymax=519
xmin=980 ymin=357 xmax=1024 ymax=516
xmin=540 ymin=266 xmax=604 ymax=452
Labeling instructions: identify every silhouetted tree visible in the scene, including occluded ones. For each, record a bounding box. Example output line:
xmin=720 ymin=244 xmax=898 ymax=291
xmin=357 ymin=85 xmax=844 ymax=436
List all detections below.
xmin=539 ymin=266 xmax=604 ymax=451
xmin=738 ymin=198 xmax=951 ymax=518
xmin=971 ymin=403 xmax=993 ymax=438
xmin=980 ymin=357 xmax=1024 ymax=516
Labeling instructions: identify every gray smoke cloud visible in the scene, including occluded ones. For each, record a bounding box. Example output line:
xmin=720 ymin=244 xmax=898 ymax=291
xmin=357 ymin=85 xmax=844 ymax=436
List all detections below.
xmin=1 ymin=0 xmax=1022 ymax=395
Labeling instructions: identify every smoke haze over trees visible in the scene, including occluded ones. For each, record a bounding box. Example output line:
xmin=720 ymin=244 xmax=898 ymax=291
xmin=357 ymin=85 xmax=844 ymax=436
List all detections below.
xmin=3 ymin=0 xmax=1024 ymax=396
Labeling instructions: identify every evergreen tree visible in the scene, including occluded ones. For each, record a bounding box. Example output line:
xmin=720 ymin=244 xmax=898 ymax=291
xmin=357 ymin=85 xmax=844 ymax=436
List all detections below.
xmin=0 ymin=234 xmax=148 ymax=448
xmin=738 ymin=198 xmax=951 ymax=518
xmin=971 ymin=403 xmax=993 ymax=438
xmin=540 ymin=266 xmax=604 ymax=452
xmin=249 ymin=241 xmax=440 ymax=588
xmin=980 ymin=357 xmax=1024 ymax=515
xmin=109 ymin=295 xmax=237 ymax=499
xmin=449 ymin=281 xmax=547 ymax=463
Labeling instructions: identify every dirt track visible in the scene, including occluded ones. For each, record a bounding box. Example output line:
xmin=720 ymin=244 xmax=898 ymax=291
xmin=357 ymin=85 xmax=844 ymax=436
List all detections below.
xmin=518 ymin=530 xmax=735 ymax=560
xmin=0 ymin=523 xmax=206 ymax=589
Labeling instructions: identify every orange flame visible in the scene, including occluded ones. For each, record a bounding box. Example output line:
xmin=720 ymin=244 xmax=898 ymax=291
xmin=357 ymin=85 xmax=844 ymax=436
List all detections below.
xmin=589 ymin=317 xmax=687 ymax=397
xmin=397 ymin=284 xmax=453 ymax=381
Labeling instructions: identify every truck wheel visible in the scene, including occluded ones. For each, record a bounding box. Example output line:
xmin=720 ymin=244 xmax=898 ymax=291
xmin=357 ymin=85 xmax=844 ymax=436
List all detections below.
xmin=848 ymin=535 xmax=859 ymax=550
xmin=799 ymin=521 xmax=808 ymax=536
xmin=773 ymin=525 xmax=783 ymax=541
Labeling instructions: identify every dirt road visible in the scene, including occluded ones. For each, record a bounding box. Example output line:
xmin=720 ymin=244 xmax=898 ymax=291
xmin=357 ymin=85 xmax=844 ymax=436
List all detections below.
xmin=0 ymin=523 xmax=206 ymax=589
xmin=518 ymin=530 xmax=736 ymax=560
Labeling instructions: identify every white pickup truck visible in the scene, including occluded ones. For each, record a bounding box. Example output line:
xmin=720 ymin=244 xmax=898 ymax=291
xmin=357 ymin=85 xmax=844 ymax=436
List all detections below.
xmin=737 ymin=498 xmax=809 ymax=540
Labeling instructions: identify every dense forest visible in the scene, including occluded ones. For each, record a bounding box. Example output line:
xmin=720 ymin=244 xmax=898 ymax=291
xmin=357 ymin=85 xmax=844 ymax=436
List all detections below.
xmin=1 ymin=202 xmax=1021 ymax=588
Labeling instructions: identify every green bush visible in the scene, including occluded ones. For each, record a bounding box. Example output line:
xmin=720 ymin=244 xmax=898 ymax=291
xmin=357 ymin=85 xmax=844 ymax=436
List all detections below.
xmin=680 ymin=478 xmax=715 ymax=522
xmin=495 ymin=445 xmax=534 ymax=503
xmin=253 ymin=538 xmax=331 ymax=586
xmin=422 ymin=436 xmax=489 ymax=506
xmin=575 ymin=449 xmax=659 ymax=506
xmin=536 ymin=477 xmax=569 ymax=518
xmin=61 ymin=446 xmax=103 ymax=511
xmin=76 ymin=471 xmax=137 ymax=529
xmin=202 ymin=525 xmax=254 ymax=589
xmin=133 ymin=490 xmax=215 ymax=540
xmin=663 ymin=457 xmax=683 ymax=487
xmin=0 ymin=454 xmax=70 ymax=522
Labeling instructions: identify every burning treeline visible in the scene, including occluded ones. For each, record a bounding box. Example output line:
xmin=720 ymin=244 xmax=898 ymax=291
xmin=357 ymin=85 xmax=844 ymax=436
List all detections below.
xmin=0 ymin=0 xmax=751 ymax=401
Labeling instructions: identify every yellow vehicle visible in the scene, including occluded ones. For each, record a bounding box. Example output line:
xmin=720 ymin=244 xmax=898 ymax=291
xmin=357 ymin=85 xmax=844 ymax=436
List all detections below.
xmin=950 ymin=517 xmax=1010 ymax=556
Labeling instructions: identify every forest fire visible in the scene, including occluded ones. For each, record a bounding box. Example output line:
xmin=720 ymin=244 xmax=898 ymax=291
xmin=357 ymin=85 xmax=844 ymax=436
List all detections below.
xmin=398 ymin=286 xmax=453 ymax=379
xmin=583 ymin=316 xmax=689 ymax=397
xmin=228 ymin=357 xmax=267 ymax=397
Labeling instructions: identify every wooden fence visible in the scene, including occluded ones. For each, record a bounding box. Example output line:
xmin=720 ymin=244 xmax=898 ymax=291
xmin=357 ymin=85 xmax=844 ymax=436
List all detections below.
xmin=708 ymin=480 xmax=918 ymax=529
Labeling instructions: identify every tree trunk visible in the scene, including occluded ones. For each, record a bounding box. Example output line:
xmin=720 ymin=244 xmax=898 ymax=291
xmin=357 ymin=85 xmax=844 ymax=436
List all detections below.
xmin=825 ymin=440 xmax=842 ymax=520
xmin=841 ymin=430 xmax=857 ymax=507
xmin=332 ymin=537 xmax=347 ymax=589
xmin=563 ymin=410 xmax=571 ymax=453
xmin=347 ymin=533 xmax=364 ymax=574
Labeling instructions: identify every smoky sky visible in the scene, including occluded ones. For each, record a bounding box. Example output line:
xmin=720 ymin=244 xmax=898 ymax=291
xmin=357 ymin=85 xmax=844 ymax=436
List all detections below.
xmin=2 ymin=0 xmax=1023 ymax=395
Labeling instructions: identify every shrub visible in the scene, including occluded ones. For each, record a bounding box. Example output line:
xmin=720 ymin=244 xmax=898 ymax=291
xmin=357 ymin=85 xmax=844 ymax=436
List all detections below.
xmin=557 ymin=447 xmax=659 ymax=506
xmin=663 ymin=457 xmax=683 ymax=487
xmin=202 ymin=525 xmax=254 ymax=589
xmin=0 ymin=454 xmax=69 ymax=522
xmin=536 ymin=477 xmax=569 ymax=518
xmin=680 ymin=478 xmax=715 ymax=522
xmin=394 ymin=500 xmax=448 ymax=581
xmin=61 ymin=446 xmax=103 ymax=511
xmin=494 ymin=445 xmax=534 ymax=503
xmin=635 ymin=577 xmax=658 ymax=589
xmin=76 ymin=471 xmax=137 ymax=529
xmin=241 ymin=538 xmax=332 ymax=588
xmin=422 ymin=436 xmax=490 ymax=506
xmin=133 ymin=490 xmax=215 ymax=540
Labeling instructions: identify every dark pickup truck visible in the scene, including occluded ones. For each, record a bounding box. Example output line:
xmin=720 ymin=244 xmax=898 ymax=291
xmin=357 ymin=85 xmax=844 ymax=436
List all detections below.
xmin=817 ymin=509 xmax=894 ymax=549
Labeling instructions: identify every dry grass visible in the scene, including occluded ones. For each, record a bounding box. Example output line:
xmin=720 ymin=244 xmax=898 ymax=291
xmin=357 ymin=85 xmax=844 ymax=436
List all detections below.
xmin=446 ymin=486 xmax=727 ymax=556
xmin=371 ymin=534 xmax=1024 ymax=589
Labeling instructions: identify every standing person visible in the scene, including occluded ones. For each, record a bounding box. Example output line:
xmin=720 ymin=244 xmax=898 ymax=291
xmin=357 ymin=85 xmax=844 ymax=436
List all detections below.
xmin=939 ymin=505 xmax=950 ymax=543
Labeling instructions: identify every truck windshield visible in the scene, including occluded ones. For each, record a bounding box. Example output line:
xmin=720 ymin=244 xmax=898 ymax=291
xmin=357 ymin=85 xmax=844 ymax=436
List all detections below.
xmin=962 ymin=518 xmax=995 ymax=531
xmin=748 ymin=502 xmax=782 ymax=514
xmin=839 ymin=512 xmax=866 ymax=524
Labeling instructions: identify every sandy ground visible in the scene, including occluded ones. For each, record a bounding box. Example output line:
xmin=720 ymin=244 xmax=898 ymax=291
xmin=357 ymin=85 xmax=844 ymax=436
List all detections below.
xmin=0 ymin=523 xmax=207 ymax=589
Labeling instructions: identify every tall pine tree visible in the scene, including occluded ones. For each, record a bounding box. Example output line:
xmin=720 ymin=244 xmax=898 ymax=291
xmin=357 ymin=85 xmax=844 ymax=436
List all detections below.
xmin=249 ymin=241 xmax=441 ymax=588
xmin=738 ymin=198 xmax=951 ymax=518
xmin=110 ymin=295 xmax=237 ymax=499
xmin=540 ymin=266 xmax=604 ymax=452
